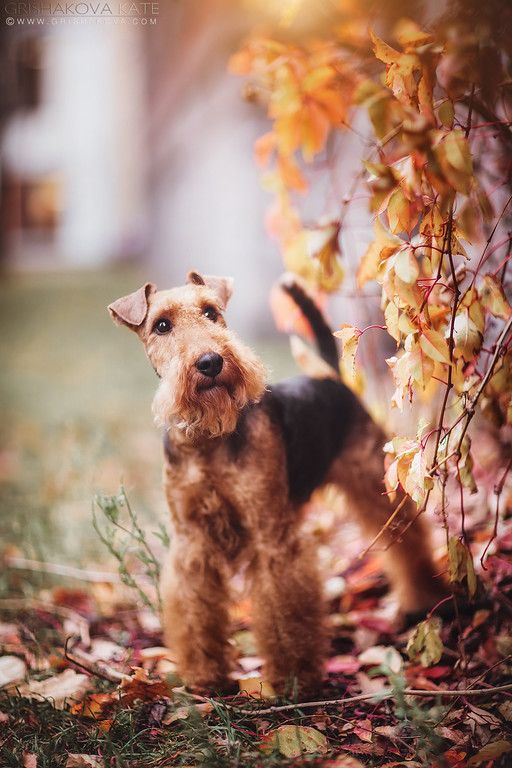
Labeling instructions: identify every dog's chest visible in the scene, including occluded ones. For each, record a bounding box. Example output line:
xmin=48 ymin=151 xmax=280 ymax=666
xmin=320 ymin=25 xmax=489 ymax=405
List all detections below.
xmin=162 ymin=411 xmax=287 ymax=531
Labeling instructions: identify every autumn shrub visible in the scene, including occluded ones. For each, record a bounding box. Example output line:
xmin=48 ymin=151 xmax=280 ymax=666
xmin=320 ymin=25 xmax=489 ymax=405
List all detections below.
xmin=230 ymin=2 xmax=512 ymax=596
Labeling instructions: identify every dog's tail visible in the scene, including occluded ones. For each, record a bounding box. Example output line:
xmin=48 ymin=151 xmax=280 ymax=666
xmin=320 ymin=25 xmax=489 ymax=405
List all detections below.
xmin=279 ymin=275 xmax=339 ymax=374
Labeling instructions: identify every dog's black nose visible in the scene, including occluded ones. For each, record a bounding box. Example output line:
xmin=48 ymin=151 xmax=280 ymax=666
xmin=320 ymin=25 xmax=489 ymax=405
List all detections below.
xmin=195 ymin=352 xmax=223 ymax=378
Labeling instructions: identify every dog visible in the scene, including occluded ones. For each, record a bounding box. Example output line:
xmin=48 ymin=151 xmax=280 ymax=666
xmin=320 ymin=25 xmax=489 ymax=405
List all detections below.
xmin=108 ymin=271 xmax=443 ymax=696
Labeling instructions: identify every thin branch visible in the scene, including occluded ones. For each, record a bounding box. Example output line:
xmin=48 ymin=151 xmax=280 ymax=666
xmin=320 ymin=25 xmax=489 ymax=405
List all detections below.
xmin=481 ymin=454 xmax=512 ymax=569
xmin=357 ymin=495 xmax=408 ymax=559
xmin=221 ymin=682 xmax=512 ymax=716
xmin=64 ymin=636 xmax=130 ymax=684
xmin=4 ymin=555 xmax=128 ymax=584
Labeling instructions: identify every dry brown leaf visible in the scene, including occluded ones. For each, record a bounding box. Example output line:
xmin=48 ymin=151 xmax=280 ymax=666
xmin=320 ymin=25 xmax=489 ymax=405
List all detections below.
xmin=467 ymin=740 xmax=512 ymax=766
xmin=118 ymin=667 xmax=172 ymax=705
xmin=261 ymin=725 xmax=328 ymax=757
xmin=15 ymin=669 xmax=90 ymax=709
xmin=65 ymin=757 xmax=103 ymax=768
xmin=162 ymin=702 xmax=213 ymax=725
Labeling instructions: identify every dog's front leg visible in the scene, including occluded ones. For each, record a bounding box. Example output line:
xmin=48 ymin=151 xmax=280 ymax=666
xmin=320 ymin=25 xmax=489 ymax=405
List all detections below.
xmin=250 ymin=528 xmax=326 ymax=697
xmin=160 ymin=535 xmax=233 ymax=692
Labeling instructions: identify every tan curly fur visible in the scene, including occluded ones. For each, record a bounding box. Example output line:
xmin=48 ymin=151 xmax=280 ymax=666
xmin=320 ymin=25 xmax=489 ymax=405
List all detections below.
xmin=108 ymin=272 xmax=444 ymax=696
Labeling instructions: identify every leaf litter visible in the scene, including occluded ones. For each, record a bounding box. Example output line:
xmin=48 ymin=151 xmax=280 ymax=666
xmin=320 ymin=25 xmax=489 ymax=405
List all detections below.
xmin=1 ymin=510 xmax=512 ymax=768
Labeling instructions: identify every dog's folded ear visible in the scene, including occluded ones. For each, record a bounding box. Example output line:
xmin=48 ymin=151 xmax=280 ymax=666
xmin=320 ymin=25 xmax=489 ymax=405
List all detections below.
xmin=187 ymin=270 xmax=234 ymax=309
xmin=108 ymin=282 xmax=157 ymax=329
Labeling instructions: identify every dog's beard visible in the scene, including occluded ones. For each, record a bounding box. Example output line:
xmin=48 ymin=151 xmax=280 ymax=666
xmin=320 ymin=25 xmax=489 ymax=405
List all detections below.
xmin=152 ymin=345 xmax=267 ymax=439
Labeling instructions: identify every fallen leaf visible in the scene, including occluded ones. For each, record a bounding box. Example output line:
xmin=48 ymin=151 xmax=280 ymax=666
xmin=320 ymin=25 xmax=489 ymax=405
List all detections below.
xmin=326 ymin=655 xmax=361 ymax=675
xmin=0 ymin=655 xmax=27 ymax=687
xmin=467 ymin=740 xmax=512 ymax=766
xmin=23 ymin=755 xmax=37 ymax=768
xmin=354 ymin=717 xmax=373 ymax=742
xmin=119 ymin=667 xmax=172 ymax=705
xmin=237 ymin=674 xmax=276 ymax=699
xmin=162 ymin=702 xmax=213 ymax=725
xmin=499 ymin=701 xmax=512 ymax=721
xmin=324 ymin=756 xmax=365 ymax=767
xmin=15 ymin=669 xmax=90 ymax=709
xmin=65 ymin=757 xmax=103 ymax=768
xmin=261 ymin=725 xmax=328 ymax=757
xmin=358 ymin=645 xmax=403 ymax=673
xmin=70 ymin=692 xmax=115 ymax=721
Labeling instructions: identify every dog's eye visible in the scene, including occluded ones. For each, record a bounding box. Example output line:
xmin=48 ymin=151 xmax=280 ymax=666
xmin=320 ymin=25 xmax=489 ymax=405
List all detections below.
xmin=154 ymin=318 xmax=172 ymax=335
xmin=203 ymin=306 xmax=218 ymax=322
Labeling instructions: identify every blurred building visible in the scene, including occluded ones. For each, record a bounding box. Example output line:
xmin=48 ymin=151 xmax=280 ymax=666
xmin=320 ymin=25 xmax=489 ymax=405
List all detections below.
xmin=1 ymin=23 xmax=147 ymax=269
xmin=0 ymin=1 xmax=284 ymax=333
xmin=0 ymin=0 xmax=425 ymax=335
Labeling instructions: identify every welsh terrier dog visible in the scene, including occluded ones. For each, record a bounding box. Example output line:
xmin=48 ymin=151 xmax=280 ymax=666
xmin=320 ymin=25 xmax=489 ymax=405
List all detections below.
xmin=108 ymin=272 xmax=442 ymax=696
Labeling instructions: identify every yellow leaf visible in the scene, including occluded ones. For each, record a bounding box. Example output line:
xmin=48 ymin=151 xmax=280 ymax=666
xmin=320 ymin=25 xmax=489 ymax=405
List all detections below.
xmin=384 ymin=300 xmax=400 ymax=342
xmin=406 ymin=617 xmax=443 ymax=667
xmin=370 ymin=29 xmax=401 ymax=65
xmin=387 ymin=187 xmax=417 ymax=234
xmin=480 ymin=274 xmax=512 ymax=319
xmin=261 ymin=725 xmax=328 ymax=758
xmin=277 ymin=155 xmax=307 ymax=191
xmin=393 ymin=18 xmax=434 ymax=48
xmin=419 ymin=328 xmax=451 ymax=364
xmin=356 ymin=218 xmax=401 ymax=287
xmin=448 ymin=537 xmax=477 ymax=598
xmin=238 ymin=675 xmax=276 ymax=699
xmin=303 ymin=65 xmax=335 ymax=93
xmin=445 ymin=129 xmax=472 ymax=174
xmin=451 ymin=309 xmax=482 ymax=361
xmin=437 ymin=130 xmax=473 ymax=195
xmin=458 ymin=434 xmax=478 ymax=496
xmin=334 ymin=324 xmax=360 ymax=382
xmin=394 ymin=247 xmax=420 ymax=284
xmin=301 ymin=101 xmax=331 ymax=161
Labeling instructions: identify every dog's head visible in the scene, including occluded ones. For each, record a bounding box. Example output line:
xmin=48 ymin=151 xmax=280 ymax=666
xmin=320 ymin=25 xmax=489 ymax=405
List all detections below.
xmin=108 ymin=271 xmax=267 ymax=438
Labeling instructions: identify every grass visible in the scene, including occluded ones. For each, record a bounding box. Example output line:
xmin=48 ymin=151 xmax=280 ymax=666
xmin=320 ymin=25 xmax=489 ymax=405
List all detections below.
xmin=0 ymin=267 xmax=294 ymax=574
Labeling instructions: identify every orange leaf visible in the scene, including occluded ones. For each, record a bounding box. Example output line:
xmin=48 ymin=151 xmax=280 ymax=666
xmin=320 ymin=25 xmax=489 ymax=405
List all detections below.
xmin=254 ymin=132 xmax=276 ymax=167
xmin=370 ymin=29 xmax=401 ymax=65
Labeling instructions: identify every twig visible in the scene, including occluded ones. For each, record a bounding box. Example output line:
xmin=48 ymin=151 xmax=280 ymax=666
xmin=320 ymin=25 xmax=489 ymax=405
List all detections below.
xmin=481 ymin=454 xmax=512 ymax=569
xmin=4 ymin=555 xmax=128 ymax=584
xmin=222 ymin=682 xmax=512 ymax=716
xmin=357 ymin=495 xmax=408 ymax=559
